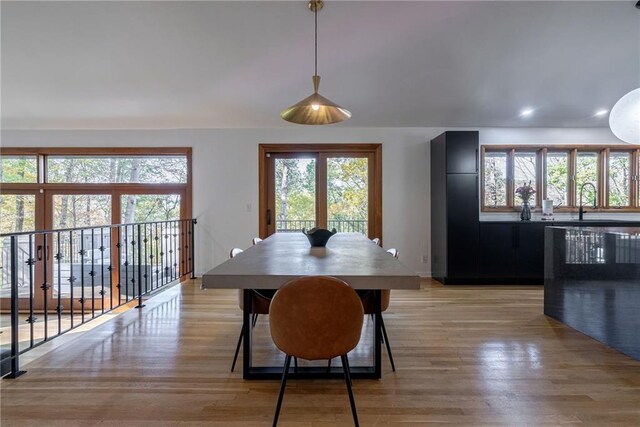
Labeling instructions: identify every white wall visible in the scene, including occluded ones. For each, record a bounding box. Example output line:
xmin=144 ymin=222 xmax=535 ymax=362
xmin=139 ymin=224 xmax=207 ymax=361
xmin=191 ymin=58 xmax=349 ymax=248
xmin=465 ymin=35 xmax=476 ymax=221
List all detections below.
xmin=1 ymin=126 xmax=627 ymax=276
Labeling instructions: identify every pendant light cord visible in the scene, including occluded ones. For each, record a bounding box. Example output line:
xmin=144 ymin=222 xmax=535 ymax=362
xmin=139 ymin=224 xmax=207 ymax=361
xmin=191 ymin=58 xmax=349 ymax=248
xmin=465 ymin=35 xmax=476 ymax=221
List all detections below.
xmin=314 ymin=4 xmax=318 ymax=76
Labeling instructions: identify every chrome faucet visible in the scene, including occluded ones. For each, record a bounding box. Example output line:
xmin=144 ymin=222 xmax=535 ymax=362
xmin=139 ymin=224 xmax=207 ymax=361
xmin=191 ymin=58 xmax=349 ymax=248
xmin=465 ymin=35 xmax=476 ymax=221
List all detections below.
xmin=578 ymin=182 xmax=597 ymax=221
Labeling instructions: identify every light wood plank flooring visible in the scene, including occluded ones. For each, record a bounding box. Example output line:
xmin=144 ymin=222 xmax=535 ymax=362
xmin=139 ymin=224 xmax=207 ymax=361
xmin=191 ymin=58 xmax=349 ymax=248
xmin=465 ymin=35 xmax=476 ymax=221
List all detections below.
xmin=2 ymin=279 xmax=640 ymax=426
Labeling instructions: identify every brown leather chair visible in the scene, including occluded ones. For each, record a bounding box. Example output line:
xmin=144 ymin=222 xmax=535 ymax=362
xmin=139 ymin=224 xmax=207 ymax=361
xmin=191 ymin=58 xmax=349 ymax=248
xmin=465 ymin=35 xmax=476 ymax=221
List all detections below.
xmin=270 ymin=276 xmax=363 ymax=427
xmin=230 ymin=248 xmax=273 ymax=372
xmin=359 ymin=248 xmax=399 ymax=372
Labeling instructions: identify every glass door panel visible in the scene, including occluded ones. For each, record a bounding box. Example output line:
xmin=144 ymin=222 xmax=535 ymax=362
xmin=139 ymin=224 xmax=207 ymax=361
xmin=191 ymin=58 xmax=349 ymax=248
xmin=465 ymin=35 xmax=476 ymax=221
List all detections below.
xmin=1 ymin=194 xmax=36 ymax=299
xmin=327 ymin=157 xmax=369 ymax=235
xmin=274 ymin=157 xmax=317 ymax=232
xmin=51 ymin=194 xmax=112 ymax=299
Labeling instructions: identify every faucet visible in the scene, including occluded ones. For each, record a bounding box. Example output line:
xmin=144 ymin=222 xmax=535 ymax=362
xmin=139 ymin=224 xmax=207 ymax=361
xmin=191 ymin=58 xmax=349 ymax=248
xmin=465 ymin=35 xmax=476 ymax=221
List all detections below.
xmin=578 ymin=182 xmax=597 ymax=221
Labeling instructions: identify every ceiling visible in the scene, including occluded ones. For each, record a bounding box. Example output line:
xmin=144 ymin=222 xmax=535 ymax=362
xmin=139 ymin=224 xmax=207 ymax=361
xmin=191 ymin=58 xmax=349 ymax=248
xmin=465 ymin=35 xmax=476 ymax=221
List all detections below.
xmin=1 ymin=1 xmax=639 ymax=129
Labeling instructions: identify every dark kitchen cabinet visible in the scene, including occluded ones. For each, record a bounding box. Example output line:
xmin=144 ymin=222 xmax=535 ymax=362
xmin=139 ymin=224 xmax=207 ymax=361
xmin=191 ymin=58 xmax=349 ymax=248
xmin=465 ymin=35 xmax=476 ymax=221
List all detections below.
xmin=479 ymin=222 xmax=546 ymax=284
xmin=444 ymin=132 xmax=479 ymax=174
xmin=479 ymin=224 xmax=516 ymax=279
xmin=431 ymin=131 xmax=480 ymax=284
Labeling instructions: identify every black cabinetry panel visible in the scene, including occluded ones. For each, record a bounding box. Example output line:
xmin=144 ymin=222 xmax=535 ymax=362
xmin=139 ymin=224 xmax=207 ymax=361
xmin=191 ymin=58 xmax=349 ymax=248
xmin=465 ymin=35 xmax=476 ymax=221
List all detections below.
xmin=446 ymin=174 xmax=479 ymax=279
xmin=479 ymin=222 xmax=546 ymax=284
xmin=445 ymin=132 xmax=479 ymax=174
xmin=480 ymin=224 xmax=516 ymax=279
xmin=517 ymin=224 xmax=546 ymax=279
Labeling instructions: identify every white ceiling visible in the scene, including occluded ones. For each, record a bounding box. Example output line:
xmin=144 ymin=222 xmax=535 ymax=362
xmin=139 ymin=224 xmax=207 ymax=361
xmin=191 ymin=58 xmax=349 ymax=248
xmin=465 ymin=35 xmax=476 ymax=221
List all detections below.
xmin=1 ymin=1 xmax=639 ymax=129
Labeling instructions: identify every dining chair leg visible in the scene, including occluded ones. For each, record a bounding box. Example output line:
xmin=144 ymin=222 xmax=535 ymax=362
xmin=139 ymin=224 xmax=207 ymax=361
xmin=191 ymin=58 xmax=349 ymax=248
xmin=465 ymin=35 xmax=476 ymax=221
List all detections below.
xmin=380 ymin=315 xmax=396 ymax=372
xmin=231 ymin=324 xmax=244 ymax=372
xmin=294 ymin=356 xmax=298 ymax=375
xmin=273 ymin=354 xmax=292 ymax=427
xmin=252 ymin=313 xmax=258 ymax=328
xmin=340 ymin=354 xmax=359 ymax=427
xmin=327 ymin=358 xmax=332 ymax=371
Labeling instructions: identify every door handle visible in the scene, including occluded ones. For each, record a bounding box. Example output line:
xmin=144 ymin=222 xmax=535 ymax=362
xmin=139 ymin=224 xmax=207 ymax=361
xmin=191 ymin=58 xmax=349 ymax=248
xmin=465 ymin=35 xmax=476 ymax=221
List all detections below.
xmin=475 ymin=149 xmax=479 ymax=172
xmin=266 ymin=209 xmax=272 ymax=225
xmin=37 ymin=245 xmax=43 ymax=261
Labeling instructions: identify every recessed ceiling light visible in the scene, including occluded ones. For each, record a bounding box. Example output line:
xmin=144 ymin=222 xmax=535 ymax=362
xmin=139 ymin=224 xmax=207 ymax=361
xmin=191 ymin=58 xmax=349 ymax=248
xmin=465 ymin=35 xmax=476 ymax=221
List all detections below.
xmin=520 ymin=108 xmax=534 ymax=117
xmin=594 ymin=109 xmax=608 ymax=117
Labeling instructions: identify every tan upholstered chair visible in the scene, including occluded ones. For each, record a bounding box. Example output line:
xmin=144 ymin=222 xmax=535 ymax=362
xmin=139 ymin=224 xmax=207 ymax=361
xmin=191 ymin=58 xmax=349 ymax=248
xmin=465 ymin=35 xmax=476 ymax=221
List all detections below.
xmin=229 ymin=248 xmax=273 ymax=372
xmin=270 ymin=276 xmax=363 ymax=427
xmin=359 ymin=248 xmax=399 ymax=372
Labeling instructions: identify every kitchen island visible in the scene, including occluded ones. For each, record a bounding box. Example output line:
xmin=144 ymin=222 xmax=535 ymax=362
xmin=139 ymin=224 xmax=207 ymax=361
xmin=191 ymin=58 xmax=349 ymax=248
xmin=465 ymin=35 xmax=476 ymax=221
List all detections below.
xmin=544 ymin=226 xmax=640 ymax=360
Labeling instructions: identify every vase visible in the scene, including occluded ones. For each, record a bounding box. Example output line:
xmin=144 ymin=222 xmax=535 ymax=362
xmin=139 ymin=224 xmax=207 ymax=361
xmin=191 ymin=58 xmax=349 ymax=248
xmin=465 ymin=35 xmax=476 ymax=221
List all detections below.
xmin=301 ymin=227 xmax=337 ymax=247
xmin=520 ymin=201 xmax=531 ymax=221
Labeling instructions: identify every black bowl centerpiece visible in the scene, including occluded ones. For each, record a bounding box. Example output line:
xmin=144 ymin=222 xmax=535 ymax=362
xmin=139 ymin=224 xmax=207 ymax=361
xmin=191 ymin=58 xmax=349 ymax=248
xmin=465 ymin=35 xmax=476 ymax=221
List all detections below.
xmin=301 ymin=227 xmax=337 ymax=247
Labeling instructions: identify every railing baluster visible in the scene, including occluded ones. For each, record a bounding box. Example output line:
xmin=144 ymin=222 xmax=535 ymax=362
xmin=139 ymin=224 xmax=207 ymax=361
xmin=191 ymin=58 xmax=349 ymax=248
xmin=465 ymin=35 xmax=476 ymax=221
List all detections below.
xmin=100 ymin=227 xmax=105 ymax=314
xmin=143 ymin=224 xmax=148 ymax=294
xmin=116 ymin=225 xmax=121 ymax=305
xmin=42 ymin=234 xmax=49 ymax=341
xmin=69 ymin=231 xmax=74 ymax=329
xmin=90 ymin=228 xmax=95 ymax=319
xmin=190 ymin=219 xmax=196 ymax=279
xmin=80 ymin=230 xmax=85 ymax=323
xmin=124 ymin=226 xmax=129 ymax=302
xmin=56 ymin=232 xmax=62 ymax=334
xmin=28 ymin=235 xmax=34 ymax=348
xmin=9 ymin=235 xmax=25 ymax=377
xmin=135 ymin=223 xmax=144 ymax=309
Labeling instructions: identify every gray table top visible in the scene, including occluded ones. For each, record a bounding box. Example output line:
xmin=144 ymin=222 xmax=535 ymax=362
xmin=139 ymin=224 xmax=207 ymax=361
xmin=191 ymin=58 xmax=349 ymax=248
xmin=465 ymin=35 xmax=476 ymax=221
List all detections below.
xmin=201 ymin=232 xmax=421 ymax=290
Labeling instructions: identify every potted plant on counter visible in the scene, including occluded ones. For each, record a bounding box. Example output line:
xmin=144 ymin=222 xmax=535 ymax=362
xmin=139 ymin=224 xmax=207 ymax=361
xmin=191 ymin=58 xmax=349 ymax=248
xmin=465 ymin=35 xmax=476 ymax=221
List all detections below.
xmin=515 ymin=181 xmax=536 ymax=221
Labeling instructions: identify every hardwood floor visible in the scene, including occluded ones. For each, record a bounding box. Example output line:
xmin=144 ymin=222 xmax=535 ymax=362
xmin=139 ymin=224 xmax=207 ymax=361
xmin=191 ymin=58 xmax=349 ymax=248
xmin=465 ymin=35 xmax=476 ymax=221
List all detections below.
xmin=2 ymin=279 xmax=640 ymax=426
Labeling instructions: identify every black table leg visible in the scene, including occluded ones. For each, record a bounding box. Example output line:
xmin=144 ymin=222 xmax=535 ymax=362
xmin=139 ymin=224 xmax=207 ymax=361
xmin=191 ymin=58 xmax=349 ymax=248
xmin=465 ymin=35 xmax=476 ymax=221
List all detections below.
xmin=373 ymin=289 xmax=382 ymax=378
xmin=242 ymin=289 xmax=252 ymax=380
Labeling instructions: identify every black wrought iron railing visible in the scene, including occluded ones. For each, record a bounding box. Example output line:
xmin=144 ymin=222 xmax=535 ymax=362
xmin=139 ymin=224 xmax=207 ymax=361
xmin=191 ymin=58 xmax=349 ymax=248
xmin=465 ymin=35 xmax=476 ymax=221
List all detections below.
xmin=0 ymin=218 xmax=196 ymax=378
xmin=276 ymin=219 xmax=368 ymax=234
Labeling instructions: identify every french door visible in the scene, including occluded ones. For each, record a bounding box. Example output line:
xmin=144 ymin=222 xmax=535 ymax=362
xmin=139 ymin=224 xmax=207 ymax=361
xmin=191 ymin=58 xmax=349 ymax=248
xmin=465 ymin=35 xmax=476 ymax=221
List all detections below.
xmin=259 ymin=144 xmax=382 ymax=240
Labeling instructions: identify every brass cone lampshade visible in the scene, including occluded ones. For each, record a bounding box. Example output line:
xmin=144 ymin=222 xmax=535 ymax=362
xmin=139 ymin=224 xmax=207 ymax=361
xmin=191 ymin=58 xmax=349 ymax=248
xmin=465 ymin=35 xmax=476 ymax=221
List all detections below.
xmin=281 ymin=0 xmax=351 ymax=125
xmin=281 ymin=75 xmax=351 ymax=125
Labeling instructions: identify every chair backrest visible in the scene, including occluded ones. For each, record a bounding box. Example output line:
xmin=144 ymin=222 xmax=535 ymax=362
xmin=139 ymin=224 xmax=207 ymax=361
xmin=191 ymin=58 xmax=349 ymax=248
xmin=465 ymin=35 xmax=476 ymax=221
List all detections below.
xmin=270 ymin=276 xmax=364 ymax=360
xmin=230 ymin=248 xmax=244 ymax=258
xmin=371 ymin=237 xmax=381 ymax=246
xmin=252 ymin=237 xmax=263 ymax=245
xmin=386 ymin=248 xmax=399 ymax=259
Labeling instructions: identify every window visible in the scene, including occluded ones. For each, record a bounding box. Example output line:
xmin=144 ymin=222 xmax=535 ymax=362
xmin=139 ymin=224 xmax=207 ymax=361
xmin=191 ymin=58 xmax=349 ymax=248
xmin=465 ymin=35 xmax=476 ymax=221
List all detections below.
xmin=545 ymin=151 xmax=569 ymax=206
xmin=481 ymin=146 xmax=640 ymax=212
xmin=47 ymin=156 xmax=187 ymax=183
xmin=0 ymin=155 xmax=37 ymax=183
xmin=608 ymin=152 xmax=631 ymax=207
xmin=483 ymin=152 xmax=508 ymax=207
xmin=575 ymin=152 xmax=598 ymax=206
xmin=513 ymin=152 xmax=538 ymax=207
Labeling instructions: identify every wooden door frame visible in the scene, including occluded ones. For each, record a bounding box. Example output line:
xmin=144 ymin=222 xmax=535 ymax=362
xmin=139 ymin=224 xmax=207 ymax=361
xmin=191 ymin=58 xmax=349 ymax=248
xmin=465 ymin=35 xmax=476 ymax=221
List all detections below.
xmin=258 ymin=143 xmax=382 ymax=242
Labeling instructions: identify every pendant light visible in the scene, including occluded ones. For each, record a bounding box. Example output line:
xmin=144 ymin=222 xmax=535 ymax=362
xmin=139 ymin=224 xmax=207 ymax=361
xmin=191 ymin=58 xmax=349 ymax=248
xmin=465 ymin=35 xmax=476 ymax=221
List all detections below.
xmin=281 ymin=0 xmax=351 ymax=125
xmin=609 ymin=88 xmax=640 ymax=144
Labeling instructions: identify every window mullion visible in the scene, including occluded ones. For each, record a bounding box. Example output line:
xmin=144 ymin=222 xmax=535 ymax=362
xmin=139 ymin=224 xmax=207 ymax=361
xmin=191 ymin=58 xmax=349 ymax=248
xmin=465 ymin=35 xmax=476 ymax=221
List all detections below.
xmin=506 ymin=149 xmax=515 ymax=209
xmin=568 ymin=149 xmax=577 ymax=208
xmin=537 ymin=149 xmax=544 ymax=208
xmin=601 ymin=148 xmax=609 ymax=208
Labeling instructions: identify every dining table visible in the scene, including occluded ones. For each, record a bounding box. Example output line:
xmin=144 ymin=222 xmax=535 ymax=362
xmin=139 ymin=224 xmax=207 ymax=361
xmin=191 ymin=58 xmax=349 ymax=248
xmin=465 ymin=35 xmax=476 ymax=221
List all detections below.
xmin=201 ymin=232 xmax=421 ymax=379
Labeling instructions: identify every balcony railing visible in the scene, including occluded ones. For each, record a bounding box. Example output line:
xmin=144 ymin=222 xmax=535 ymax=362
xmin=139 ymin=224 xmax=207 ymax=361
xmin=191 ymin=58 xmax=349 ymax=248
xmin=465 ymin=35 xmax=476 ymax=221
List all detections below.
xmin=276 ymin=219 xmax=368 ymax=234
xmin=0 ymin=218 xmax=196 ymax=378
